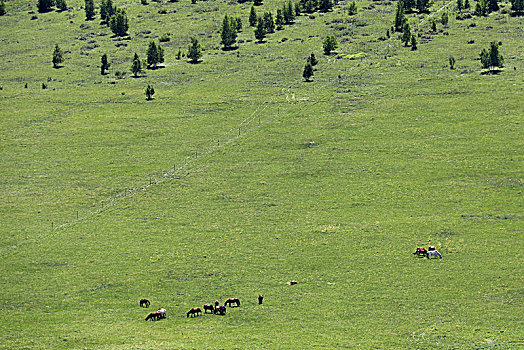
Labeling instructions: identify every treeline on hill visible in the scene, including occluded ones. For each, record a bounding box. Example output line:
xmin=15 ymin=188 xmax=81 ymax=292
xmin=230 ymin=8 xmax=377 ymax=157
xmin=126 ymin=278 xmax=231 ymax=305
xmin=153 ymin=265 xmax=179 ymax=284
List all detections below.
xmin=7 ymin=0 xmax=518 ymax=95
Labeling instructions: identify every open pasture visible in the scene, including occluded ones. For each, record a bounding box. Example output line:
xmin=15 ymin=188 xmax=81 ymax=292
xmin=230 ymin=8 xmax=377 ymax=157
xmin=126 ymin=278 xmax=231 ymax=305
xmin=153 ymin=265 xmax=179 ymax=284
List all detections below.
xmin=0 ymin=0 xmax=522 ymax=347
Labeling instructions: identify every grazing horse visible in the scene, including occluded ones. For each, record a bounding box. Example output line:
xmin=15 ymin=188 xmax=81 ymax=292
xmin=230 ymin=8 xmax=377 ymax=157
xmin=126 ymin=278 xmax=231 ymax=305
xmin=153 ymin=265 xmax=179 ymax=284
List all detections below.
xmin=203 ymin=304 xmax=214 ymax=314
xmin=187 ymin=307 xmax=202 ymax=317
xmin=145 ymin=311 xmax=161 ymax=321
xmin=427 ymin=250 xmax=442 ymax=259
xmin=140 ymin=299 xmax=151 ymax=308
xmin=215 ymin=305 xmax=226 ymax=315
xmin=215 ymin=300 xmax=220 ymax=307
xmin=157 ymin=308 xmax=166 ymax=319
xmin=224 ymin=298 xmax=240 ymax=307
xmin=413 ymin=247 xmax=428 ymax=258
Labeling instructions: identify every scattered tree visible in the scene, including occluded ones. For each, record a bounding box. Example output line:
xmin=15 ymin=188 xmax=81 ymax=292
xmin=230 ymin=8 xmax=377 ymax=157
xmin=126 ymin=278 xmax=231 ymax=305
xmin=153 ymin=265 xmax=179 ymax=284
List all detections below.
xmin=249 ymin=6 xmax=258 ymax=26
xmin=55 ymin=0 xmax=67 ymax=11
xmin=475 ymin=0 xmax=488 ymax=15
xmin=416 ymin=0 xmax=430 ymax=13
xmin=307 ymin=53 xmax=318 ymax=66
xmin=85 ymin=0 xmax=95 ymax=20
xmin=441 ymin=12 xmax=449 ymax=26
xmin=38 ymin=0 xmax=54 ymax=13
xmin=100 ymin=0 xmax=116 ymax=24
xmin=0 ymin=0 xmax=6 ymax=15
xmin=319 ymin=0 xmax=333 ymax=12
xmin=322 ymin=35 xmax=337 ymax=55
xmin=487 ymin=0 xmax=499 ymax=12
xmin=510 ymin=0 xmax=523 ymax=13
xmin=131 ymin=53 xmax=143 ymax=77
xmin=480 ymin=41 xmax=503 ymax=72
xmin=401 ymin=22 xmax=411 ymax=46
xmin=101 ymin=54 xmax=110 ymax=75
xmin=145 ymin=85 xmax=155 ymax=100
xmin=410 ymin=34 xmax=417 ymax=50
xmin=263 ymin=11 xmax=275 ymax=34
xmin=52 ymin=44 xmax=63 ymax=68
xmin=464 ymin=0 xmax=470 ymax=8
xmin=146 ymin=41 xmax=164 ymax=69
xmin=109 ymin=8 xmax=129 ymax=36
xmin=457 ymin=0 xmax=463 ymax=11
xmin=403 ymin=0 xmax=415 ymax=13
xmin=276 ymin=9 xmax=284 ymax=29
xmin=236 ymin=17 xmax=243 ymax=32
xmin=254 ymin=16 xmax=267 ymax=42
xmin=394 ymin=1 xmax=406 ymax=32
xmin=348 ymin=1 xmax=357 ymax=15
xmin=220 ymin=14 xmax=238 ymax=49
xmin=187 ymin=37 xmax=202 ymax=63
xmin=254 ymin=0 xmax=262 ymax=5
xmin=449 ymin=56 xmax=456 ymax=69
xmin=283 ymin=0 xmax=295 ymax=23
xmin=303 ymin=62 xmax=313 ymax=81
xmin=431 ymin=19 xmax=437 ymax=32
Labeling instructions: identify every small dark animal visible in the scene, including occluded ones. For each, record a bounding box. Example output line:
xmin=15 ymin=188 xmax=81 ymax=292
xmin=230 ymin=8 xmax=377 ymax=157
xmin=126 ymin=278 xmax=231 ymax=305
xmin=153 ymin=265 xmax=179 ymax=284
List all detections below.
xmin=215 ymin=305 xmax=226 ymax=315
xmin=258 ymin=295 xmax=264 ymax=304
xmin=187 ymin=307 xmax=202 ymax=317
xmin=140 ymin=299 xmax=151 ymax=308
xmin=214 ymin=300 xmax=220 ymax=307
xmin=224 ymin=298 xmax=240 ymax=307
xmin=203 ymin=304 xmax=214 ymax=314
xmin=145 ymin=312 xmax=161 ymax=321
xmin=413 ymin=247 xmax=428 ymax=258
xmin=290 ymin=280 xmax=297 ymax=285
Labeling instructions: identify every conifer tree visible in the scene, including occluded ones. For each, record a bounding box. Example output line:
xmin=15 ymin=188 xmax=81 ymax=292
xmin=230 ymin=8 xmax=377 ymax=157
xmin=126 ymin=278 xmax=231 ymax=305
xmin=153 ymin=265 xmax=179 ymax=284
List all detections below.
xmin=487 ymin=0 xmax=499 ymax=12
xmin=348 ymin=1 xmax=357 ymax=15
xmin=276 ymin=9 xmax=284 ymax=29
xmin=249 ymin=6 xmax=257 ymax=26
xmin=457 ymin=0 xmax=463 ymax=11
xmin=284 ymin=0 xmax=295 ymax=23
xmin=109 ymin=8 xmax=129 ymax=36
xmin=410 ymin=34 xmax=417 ymax=50
xmin=263 ymin=11 xmax=275 ymax=33
xmin=38 ymin=0 xmax=54 ymax=13
xmin=464 ymin=0 xmax=470 ymax=8
xmin=220 ymin=14 xmax=238 ymax=49
xmin=131 ymin=53 xmax=143 ymax=77
xmin=416 ymin=0 xmax=429 ymax=12
xmin=101 ymin=53 xmax=110 ymax=74
xmin=187 ymin=37 xmax=202 ymax=63
xmin=254 ymin=16 xmax=267 ymax=42
xmin=0 ymin=0 xmax=6 ymax=15
xmin=401 ymin=22 xmax=411 ymax=46
xmin=145 ymin=85 xmax=155 ymax=100
xmin=303 ymin=62 xmax=313 ymax=81
xmin=146 ymin=41 xmax=164 ymax=68
xmin=480 ymin=41 xmax=503 ymax=71
xmin=52 ymin=44 xmax=63 ymax=68
xmin=55 ymin=0 xmax=67 ymax=11
xmin=307 ymin=53 xmax=318 ymax=66
xmin=394 ymin=1 xmax=406 ymax=32
xmin=85 ymin=0 xmax=95 ymax=20
xmin=322 ymin=35 xmax=337 ymax=55
xmin=510 ymin=0 xmax=523 ymax=13
xmin=100 ymin=0 xmax=115 ymax=23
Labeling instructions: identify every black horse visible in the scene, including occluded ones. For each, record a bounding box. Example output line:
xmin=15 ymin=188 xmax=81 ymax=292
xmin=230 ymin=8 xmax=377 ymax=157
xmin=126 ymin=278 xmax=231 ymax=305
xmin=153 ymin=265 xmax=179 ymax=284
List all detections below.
xmin=203 ymin=304 xmax=214 ymax=314
xmin=187 ymin=307 xmax=202 ymax=317
xmin=140 ymin=299 xmax=151 ymax=308
xmin=215 ymin=305 xmax=226 ymax=315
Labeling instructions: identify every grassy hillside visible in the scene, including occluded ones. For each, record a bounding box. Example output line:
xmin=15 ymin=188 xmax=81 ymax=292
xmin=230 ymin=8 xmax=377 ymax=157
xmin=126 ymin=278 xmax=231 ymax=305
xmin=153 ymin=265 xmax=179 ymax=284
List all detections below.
xmin=0 ymin=0 xmax=522 ymax=348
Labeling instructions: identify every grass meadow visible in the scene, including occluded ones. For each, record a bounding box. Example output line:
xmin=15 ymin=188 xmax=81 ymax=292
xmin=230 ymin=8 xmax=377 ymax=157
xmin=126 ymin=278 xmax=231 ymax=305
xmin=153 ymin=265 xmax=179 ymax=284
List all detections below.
xmin=0 ymin=0 xmax=522 ymax=347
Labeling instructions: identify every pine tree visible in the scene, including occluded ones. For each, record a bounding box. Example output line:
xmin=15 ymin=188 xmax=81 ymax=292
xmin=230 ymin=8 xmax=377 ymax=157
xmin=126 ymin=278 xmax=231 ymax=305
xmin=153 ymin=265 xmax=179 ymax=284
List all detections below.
xmin=109 ymin=8 xmax=128 ymax=36
xmin=348 ymin=1 xmax=357 ymax=15
xmin=101 ymin=53 xmax=110 ymax=74
xmin=416 ymin=0 xmax=429 ymax=12
xmin=52 ymin=44 xmax=63 ymax=68
xmin=457 ymin=0 xmax=463 ymax=11
xmin=487 ymin=0 xmax=499 ymax=12
xmin=131 ymin=53 xmax=143 ymax=77
xmin=510 ymin=0 xmax=523 ymax=13
xmin=307 ymin=53 xmax=318 ymax=66
xmin=276 ymin=9 xmax=284 ymax=29
xmin=85 ymin=0 xmax=95 ymax=20
xmin=254 ymin=16 xmax=267 ymax=42
xmin=394 ymin=1 xmax=406 ymax=32
xmin=303 ymin=62 xmax=313 ymax=81
xmin=284 ymin=0 xmax=295 ymax=22
xmin=147 ymin=41 xmax=164 ymax=69
xmin=254 ymin=0 xmax=262 ymax=5
xmin=145 ymin=85 xmax=155 ymax=100
xmin=249 ymin=6 xmax=257 ymax=26
xmin=55 ymin=0 xmax=67 ymax=11
xmin=38 ymin=0 xmax=54 ymax=13
xmin=410 ymin=34 xmax=417 ymax=50
xmin=100 ymin=0 xmax=115 ymax=23
xmin=449 ymin=56 xmax=456 ymax=69
xmin=263 ymin=12 xmax=275 ymax=34
xmin=236 ymin=17 xmax=242 ymax=32
xmin=322 ymin=35 xmax=337 ymax=55
xmin=464 ymin=0 xmax=470 ymax=8
xmin=187 ymin=37 xmax=202 ymax=63
xmin=220 ymin=14 xmax=238 ymax=49
xmin=403 ymin=0 xmax=415 ymax=12
xmin=401 ymin=22 xmax=411 ymax=46
xmin=0 ymin=0 xmax=6 ymax=15
xmin=319 ymin=0 xmax=333 ymax=12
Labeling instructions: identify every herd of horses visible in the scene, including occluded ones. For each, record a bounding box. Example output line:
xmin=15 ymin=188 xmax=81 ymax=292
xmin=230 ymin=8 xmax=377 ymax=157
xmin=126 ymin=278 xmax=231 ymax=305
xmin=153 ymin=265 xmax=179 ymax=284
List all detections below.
xmin=142 ymin=297 xmax=247 ymax=321
xmin=413 ymin=246 xmax=443 ymax=259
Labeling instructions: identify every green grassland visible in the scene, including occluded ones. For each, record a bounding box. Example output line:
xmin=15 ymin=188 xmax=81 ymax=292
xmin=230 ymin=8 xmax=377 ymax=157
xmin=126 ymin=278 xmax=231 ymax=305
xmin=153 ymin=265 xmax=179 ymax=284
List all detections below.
xmin=0 ymin=0 xmax=523 ymax=347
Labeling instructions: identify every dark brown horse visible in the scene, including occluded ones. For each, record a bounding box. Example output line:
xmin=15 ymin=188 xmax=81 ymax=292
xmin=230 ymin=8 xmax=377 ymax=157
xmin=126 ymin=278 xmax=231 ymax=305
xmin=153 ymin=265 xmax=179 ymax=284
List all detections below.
xmin=224 ymin=298 xmax=240 ymax=307
xmin=145 ymin=311 xmax=161 ymax=321
xmin=203 ymin=304 xmax=214 ymax=314
xmin=187 ymin=307 xmax=202 ymax=317
xmin=215 ymin=305 xmax=226 ymax=315
xmin=140 ymin=298 xmax=150 ymax=308
xmin=413 ymin=247 xmax=428 ymax=258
